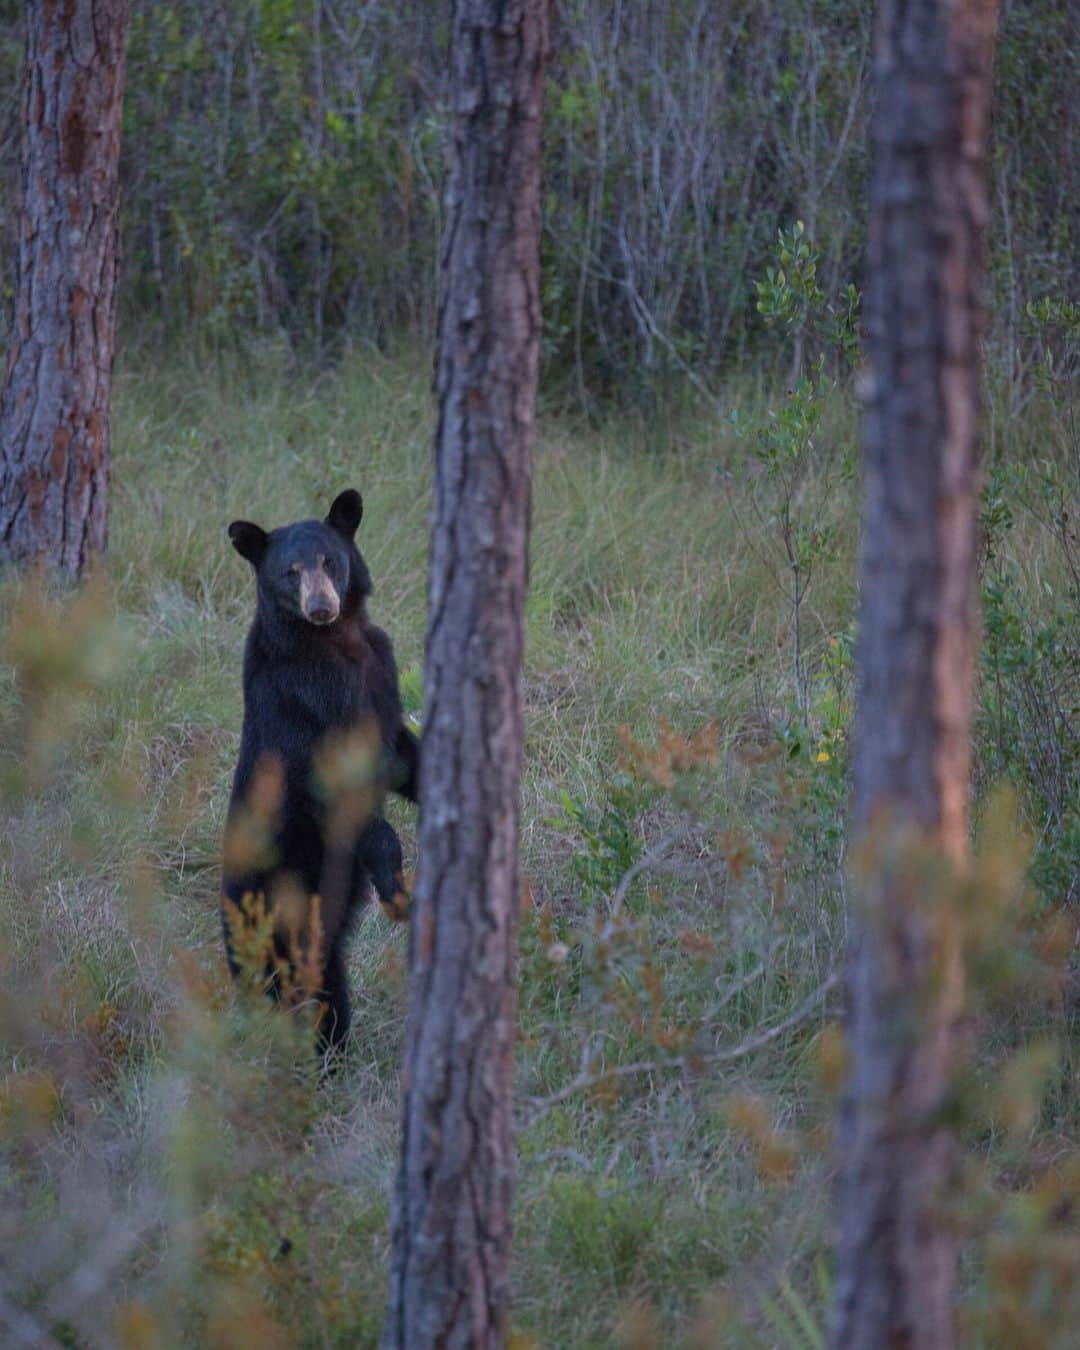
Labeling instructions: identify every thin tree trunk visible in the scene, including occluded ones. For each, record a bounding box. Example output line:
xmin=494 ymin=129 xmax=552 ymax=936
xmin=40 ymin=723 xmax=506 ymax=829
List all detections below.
xmin=382 ymin=3 xmax=548 ymax=1347
xmin=0 ymin=0 xmax=129 ymax=578
xmin=830 ymin=1 xmax=998 ymax=1346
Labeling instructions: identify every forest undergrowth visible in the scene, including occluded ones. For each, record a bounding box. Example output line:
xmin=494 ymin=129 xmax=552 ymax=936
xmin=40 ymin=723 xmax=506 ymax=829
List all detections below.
xmin=1 ymin=336 xmax=1078 ymax=1348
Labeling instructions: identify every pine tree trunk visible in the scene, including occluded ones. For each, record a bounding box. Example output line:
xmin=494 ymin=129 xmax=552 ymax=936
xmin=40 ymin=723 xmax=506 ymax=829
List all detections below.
xmin=830 ymin=1 xmax=998 ymax=1346
xmin=0 ymin=0 xmax=129 ymax=578
xmin=381 ymin=3 xmax=548 ymax=1347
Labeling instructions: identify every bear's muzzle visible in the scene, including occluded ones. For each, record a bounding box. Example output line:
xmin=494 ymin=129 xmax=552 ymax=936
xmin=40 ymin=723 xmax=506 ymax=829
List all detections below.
xmin=299 ymin=563 xmax=341 ymax=625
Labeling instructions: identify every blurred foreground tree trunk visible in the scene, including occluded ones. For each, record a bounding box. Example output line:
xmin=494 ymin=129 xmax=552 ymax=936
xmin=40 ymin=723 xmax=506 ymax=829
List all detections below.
xmin=830 ymin=0 xmax=998 ymax=1346
xmin=382 ymin=2 xmax=548 ymax=1347
xmin=0 ymin=0 xmax=129 ymax=578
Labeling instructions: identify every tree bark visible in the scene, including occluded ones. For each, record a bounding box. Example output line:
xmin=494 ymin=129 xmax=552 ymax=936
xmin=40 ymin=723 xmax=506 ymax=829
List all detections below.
xmin=382 ymin=3 xmax=547 ymax=1348
xmin=830 ymin=1 xmax=998 ymax=1346
xmin=0 ymin=0 xmax=129 ymax=578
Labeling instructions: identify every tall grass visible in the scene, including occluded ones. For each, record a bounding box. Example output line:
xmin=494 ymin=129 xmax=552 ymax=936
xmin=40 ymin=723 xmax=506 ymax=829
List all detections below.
xmin=0 ymin=345 xmax=1076 ymax=1347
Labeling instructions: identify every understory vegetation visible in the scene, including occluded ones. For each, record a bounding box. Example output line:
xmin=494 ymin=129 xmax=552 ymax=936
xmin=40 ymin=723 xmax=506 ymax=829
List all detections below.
xmin=0 ymin=0 xmax=1074 ymax=393
xmin=0 ymin=323 xmax=1077 ymax=1345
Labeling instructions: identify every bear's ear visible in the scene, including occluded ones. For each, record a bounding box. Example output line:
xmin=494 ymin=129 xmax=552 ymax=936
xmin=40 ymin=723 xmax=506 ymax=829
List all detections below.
xmin=228 ymin=520 xmax=269 ymax=565
xmin=327 ymin=489 xmax=363 ymax=538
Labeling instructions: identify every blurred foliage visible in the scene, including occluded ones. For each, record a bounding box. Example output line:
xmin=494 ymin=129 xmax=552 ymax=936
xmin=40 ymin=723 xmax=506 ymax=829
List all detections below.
xmin=0 ymin=0 xmax=1074 ymax=394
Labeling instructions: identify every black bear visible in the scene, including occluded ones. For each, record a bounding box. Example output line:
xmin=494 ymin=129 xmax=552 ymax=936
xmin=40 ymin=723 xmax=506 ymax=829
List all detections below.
xmin=222 ymin=488 xmax=419 ymax=1050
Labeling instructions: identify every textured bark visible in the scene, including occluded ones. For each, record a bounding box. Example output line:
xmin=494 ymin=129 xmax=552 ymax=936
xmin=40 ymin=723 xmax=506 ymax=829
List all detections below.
xmin=830 ymin=1 xmax=998 ymax=1346
xmin=0 ymin=0 xmax=129 ymax=578
xmin=381 ymin=3 xmax=548 ymax=1347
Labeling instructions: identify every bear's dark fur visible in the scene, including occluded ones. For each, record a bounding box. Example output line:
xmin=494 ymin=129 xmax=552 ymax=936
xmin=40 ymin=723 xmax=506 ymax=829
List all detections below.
xmin=222 ymin=488 xmax=419 ymax=1050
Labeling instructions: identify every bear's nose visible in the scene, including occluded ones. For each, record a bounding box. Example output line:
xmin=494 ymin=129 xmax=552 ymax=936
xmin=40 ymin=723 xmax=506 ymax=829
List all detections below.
xmin=299 ymin=565 xmax=341 ymax=625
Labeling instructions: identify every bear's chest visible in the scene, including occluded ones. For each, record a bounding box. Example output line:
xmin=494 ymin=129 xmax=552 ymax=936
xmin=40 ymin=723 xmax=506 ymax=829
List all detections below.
xmin=276 ymin=652 xmax=374 ymax=733
xmin=242 ymin=617 xmax=395 ymax=778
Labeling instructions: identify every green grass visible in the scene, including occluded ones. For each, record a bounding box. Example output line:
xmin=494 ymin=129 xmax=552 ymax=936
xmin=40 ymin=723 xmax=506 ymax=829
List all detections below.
xmin=0 ymin=344 xmax=1077 ymax=1348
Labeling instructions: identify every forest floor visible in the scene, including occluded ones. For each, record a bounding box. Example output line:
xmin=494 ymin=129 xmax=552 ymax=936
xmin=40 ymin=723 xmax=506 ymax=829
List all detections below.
xmin=1 ymin=344 xmax=1077 ymax=1348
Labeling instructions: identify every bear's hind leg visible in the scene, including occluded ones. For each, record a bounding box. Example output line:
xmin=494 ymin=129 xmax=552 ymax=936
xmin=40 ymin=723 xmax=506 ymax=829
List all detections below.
xmin=318 ymin=944 xmax=352 ymax=1054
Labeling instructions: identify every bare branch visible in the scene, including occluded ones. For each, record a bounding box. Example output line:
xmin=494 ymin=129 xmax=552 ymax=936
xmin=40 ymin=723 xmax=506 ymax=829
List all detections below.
xmin=520 ymin=973 xmax=839 ymax=1130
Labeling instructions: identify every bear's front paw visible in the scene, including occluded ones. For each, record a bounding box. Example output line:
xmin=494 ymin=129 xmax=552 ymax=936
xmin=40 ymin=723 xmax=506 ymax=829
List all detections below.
xmin=379 ymin=872 xmax=413 ymax=923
